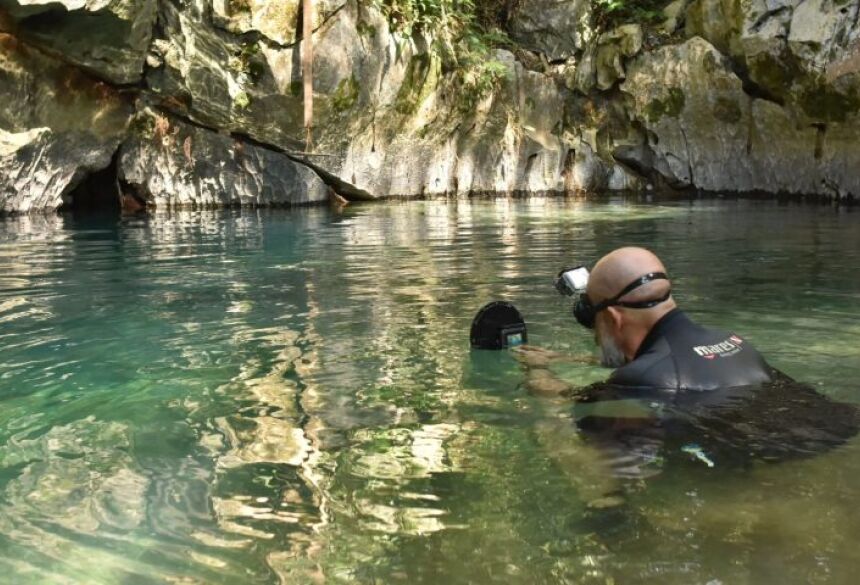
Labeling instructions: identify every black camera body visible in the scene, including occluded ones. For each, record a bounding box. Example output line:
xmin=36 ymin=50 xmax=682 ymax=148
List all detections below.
xmin=470 ymin=302 xmax=528 ymax=350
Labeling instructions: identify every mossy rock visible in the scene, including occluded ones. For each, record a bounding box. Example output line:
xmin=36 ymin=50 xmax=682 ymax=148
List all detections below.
xmin=798 ymin=83 xmax=860 ymax=123
xmin=394 ymin=53 xmax=440 ymax=115
xmin=746 ymin=51 xmax=804 ymax=100
xmin=713 ymin=96 xmax=742 ymax=123
xmin=645 ymin=86 xmax=686 ymax=122
xmin=331 ymin=75 xmax=360 ymax=113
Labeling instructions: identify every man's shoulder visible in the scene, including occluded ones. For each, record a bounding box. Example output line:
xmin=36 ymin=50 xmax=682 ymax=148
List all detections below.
xmin=608 ymin=337 xmax=678 ymax=390
xmin=609 ymin=312 xmax=774 ymax=391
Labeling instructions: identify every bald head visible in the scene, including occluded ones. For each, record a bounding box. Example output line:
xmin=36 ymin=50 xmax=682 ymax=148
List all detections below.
xmin=585 ymin=247 xmax=677 ymax=364
xmin=588 ymin=247 xmax=671 ymax=305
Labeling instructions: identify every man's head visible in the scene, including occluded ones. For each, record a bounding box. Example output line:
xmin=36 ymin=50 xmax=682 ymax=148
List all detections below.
xmin=585 ymin=247 xmax=676 ymax=367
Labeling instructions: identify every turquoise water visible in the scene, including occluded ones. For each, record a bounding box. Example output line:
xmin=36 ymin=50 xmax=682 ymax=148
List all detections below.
xmin=0 ymin=199 xmax=859 ymax=584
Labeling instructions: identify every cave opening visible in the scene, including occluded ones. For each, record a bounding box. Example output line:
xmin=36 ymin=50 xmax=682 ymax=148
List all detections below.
xmin=60 ymin=153 xmax=121 ymax=215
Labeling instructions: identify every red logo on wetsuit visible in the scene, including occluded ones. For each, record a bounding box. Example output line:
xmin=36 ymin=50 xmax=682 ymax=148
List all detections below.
xmin=693 ymin=335 xmax=744 ymax=360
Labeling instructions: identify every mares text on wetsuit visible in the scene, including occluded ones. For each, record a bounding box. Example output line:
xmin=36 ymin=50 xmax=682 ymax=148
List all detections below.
xmin=608 ymin=309 xmax=773 ymax=392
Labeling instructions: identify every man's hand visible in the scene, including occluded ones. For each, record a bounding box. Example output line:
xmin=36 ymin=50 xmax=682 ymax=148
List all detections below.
xmin=525 ymin=368 xmax=574 ymax=397
xmin=512 ymin=345 xmax=565 ymax=368
xmin=512 ymin=345 xmax=599 ymax=368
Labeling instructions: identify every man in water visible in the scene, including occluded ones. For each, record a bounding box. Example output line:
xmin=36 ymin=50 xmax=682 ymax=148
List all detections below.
xmin=519 ymin=246 xmax=857 ymax=473
xmin=520 ymin=246 xmax=773 ymax=394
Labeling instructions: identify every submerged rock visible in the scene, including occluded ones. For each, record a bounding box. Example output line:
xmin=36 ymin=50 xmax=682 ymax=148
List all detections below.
xmin=118 ymin=108 xmax=328 ymax=209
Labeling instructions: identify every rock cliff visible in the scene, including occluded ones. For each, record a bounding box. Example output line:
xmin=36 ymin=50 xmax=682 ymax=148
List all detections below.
xmin=1 ymin=0 xmax=858 ymax=212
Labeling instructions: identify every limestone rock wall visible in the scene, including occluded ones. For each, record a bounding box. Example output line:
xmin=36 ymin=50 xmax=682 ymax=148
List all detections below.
xmin=119 ymin=108 xmax=329 ymax=209
xmin=1 ymin=0 xmax=859 ymax=213
xmin=0 ymin=32 xmax=131 ymax=213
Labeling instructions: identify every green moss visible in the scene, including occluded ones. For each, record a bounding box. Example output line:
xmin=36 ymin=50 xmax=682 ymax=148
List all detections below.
xmin=356 ymin=20 xmax=377 ymax=38
xmin=713 ymin=96 xmax=742 ymax=123
xmin=593 ymin=0 xmax=673 ymax=30
xmin=232 ymin=91 xmax=251 ymax=110
xmin=394 ymin=53 xmax=437 ymax=115
xmin=130 ymin=113 xmax=155 ymax=140
xmin=746 ymin=51 xmax=803 ymax=98
xmin=228 ymin=0 xmax=251 ymax=15
xmin=645 ymin=86 xmax=686 ymax=122
xmin=289 ymin=80 xmax=302 ymax=97
xmin=331 ymin=75 xmax=360 ymax=113
xmin=702 ymin=52 xmax=718 ymax=74
xmin=798 ymin=84 xmax=860 ymax=123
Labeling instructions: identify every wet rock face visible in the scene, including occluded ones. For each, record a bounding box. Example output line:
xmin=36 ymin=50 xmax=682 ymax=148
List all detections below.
xmin=0 ymin=0 xmax=157 ymax=84
xmin=0 ymin=33 xmax=131 ymax=213
xmin=145 ymin=0 xmax=307 ymax=152
xmin=119 ymin=109 xmax=328 ymax=209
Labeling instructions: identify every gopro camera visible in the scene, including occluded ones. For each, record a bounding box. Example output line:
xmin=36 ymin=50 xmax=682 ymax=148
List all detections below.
xmin=554 ymin=266 xmax=590 ymax=296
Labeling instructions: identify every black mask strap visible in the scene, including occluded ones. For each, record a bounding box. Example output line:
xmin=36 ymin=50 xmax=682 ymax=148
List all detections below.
xmin=592 ymin=272 xmax=670 ymax=313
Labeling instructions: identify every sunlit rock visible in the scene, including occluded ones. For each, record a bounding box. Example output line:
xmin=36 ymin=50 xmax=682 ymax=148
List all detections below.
xmin=211 ymin=0 xmax=343 ymax=46
xmin=508 ymin=0 xmax=594 ymax=61
xmin=119 ymin=108 xmax=328 ymax=209
xmin=0 ymin=33 xmax=131 ymax=213
xmin=622 ymin=37 xmax=860 ymax=197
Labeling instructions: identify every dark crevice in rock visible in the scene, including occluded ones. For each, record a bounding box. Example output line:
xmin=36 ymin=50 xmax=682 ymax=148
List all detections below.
xmin=678 ymin=125 xmax=694 ymax=186
xmin=562 ymin=148 xmax=577 ymax=190
xmin=60 ymin=150 xmax=122 ymax=214
xmin=749 ymin=6 xmax=791 ymax=35
xmin=813 ymin=123 xmax=826 ymax=160
xmin=612 ymin=144 xmax=657 ymax=185
xmin=734 ymin=66 xmax=786 ymax=106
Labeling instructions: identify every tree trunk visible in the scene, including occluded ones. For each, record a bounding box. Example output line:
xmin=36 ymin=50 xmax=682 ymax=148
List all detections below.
xmin=302 ymin=0 xmax=314 ymax=151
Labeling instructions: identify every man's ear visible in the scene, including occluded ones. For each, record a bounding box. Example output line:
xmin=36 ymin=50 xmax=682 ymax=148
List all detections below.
xmin=605 ymin=306 xmax=624 ymax=332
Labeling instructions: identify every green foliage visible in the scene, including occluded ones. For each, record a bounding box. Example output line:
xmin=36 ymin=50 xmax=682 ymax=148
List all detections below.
xmin=371 ymin=0 xmax=515 ymax=112
xmin=456 ymin=58 xmax=509 ymax=113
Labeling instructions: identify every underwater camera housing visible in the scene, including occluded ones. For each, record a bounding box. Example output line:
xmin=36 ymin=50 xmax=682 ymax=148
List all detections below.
xmin=470 ymin=302 xmax=528 ymax=350
xmin=554 ymin=266 xmax=590 ymax=296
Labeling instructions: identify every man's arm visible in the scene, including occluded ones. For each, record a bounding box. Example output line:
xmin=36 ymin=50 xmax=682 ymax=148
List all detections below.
xmin=511 ymin=345 xmax=599 ymax=398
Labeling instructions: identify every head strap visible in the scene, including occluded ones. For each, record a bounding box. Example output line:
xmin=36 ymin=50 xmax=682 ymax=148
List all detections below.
xmin=592 ymin=272 xmax=670 ymax=312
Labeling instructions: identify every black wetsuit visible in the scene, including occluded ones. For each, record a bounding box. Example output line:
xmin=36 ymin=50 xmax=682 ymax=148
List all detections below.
xmin=608 ymin=308 xmax=773 ymax=392
xmin=575 ymin=309 xmax=858 ymax=474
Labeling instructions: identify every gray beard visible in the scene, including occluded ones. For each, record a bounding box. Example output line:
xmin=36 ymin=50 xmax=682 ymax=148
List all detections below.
xmin=599 ymin=332 xmax=628 ymax=368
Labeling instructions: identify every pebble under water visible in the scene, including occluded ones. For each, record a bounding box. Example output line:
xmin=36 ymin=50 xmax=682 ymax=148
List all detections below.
xmin=1 ymin=198 xmax=859 ymax=584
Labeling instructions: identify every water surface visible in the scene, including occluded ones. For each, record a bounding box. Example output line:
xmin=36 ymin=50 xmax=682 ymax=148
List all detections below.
xmin=1 ymin=199 xmax=859 ymax=584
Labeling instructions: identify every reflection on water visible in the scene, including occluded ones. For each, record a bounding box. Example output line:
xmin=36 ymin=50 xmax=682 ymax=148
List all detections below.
xmin=0 ymin=200 xmax=859 ymax=583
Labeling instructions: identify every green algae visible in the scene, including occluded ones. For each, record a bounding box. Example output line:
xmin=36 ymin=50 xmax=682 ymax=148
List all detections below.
xmin=331 ymin=75 xmax=360 ymax=113
xmin=645 ymin=86 xmax=686 ymax=122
